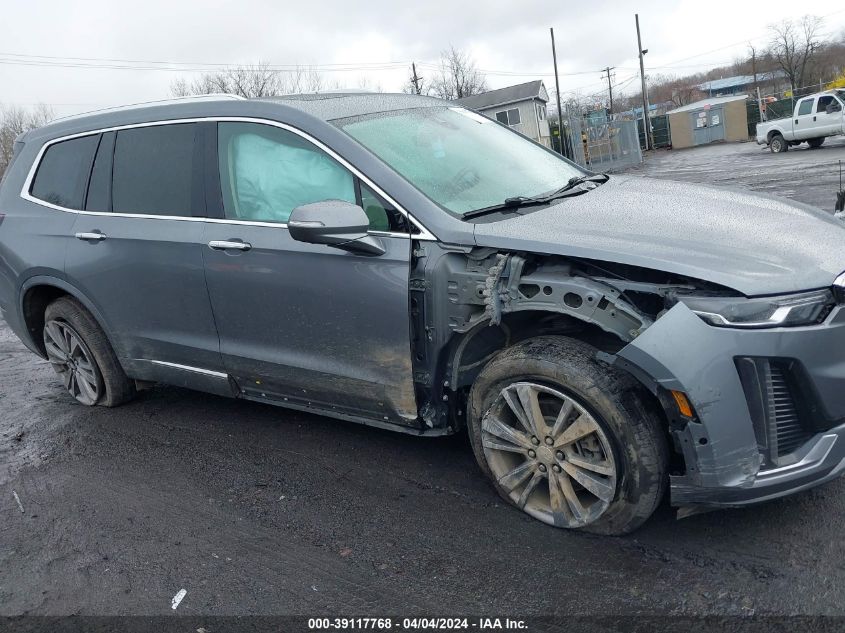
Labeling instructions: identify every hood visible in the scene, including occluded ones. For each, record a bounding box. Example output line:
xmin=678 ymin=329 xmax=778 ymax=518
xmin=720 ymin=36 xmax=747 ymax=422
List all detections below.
xmin=472 ymin=175 xmax=845 ymax=296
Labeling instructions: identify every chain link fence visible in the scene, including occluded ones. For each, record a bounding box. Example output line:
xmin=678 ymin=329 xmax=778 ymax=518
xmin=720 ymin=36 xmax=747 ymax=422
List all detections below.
xmin=562 ymin=113 xmax=642 ymax=172
xmin=746 ymin=97 xmax=795 ymax=136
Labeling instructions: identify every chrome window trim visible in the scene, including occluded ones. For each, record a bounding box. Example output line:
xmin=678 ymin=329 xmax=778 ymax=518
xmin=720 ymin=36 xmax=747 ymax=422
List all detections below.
xmin=145 ymin=359 xmax=229 ymax=379
xmin=19 ymin=116 xmax=437 ymax=241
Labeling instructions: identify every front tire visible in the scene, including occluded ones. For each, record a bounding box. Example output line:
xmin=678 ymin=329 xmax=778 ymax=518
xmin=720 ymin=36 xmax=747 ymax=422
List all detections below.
xmin=43 ymin=297 xmax=136 ymax=407
xmin=467 ymin=336 xmax=668 ymax=535
xmin=769 ymin=134 xmax=788 ymax=153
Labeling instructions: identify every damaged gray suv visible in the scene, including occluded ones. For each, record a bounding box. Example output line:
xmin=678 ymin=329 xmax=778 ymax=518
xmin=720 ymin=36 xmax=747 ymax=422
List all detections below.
xmin=2 ymin=93 xmax=845 ymax=535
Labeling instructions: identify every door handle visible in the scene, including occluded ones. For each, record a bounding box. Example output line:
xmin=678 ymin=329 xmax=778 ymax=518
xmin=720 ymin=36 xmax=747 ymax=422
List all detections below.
xmin=75 ymin=232 xmax=107 ymax=241
xmin=208 ymin=240 xmax=252 ymax=251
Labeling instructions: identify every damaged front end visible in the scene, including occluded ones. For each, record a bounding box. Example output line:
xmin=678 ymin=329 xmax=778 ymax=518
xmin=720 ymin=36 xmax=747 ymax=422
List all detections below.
xmin=416 ymin=245 xmax=845 ymax=509
xmin=616 ymin=297 xmax=845 ymax=508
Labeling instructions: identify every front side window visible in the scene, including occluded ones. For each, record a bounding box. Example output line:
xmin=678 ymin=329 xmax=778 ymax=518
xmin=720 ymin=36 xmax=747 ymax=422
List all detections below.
xmin=218 ymin=122 xmax=355 ymax=224
xmin=495 ymin=108 xmax=521 ymax=126
xmin=336 ymin=106 xmax=584 ymax=216
xmin=112 ymin=124 xmax=196 ymax=216
xmin=30 ymin=134 xmax=99 ymax=209
xmin=817 ymin=95 xmax=841 ymax=113
xmin=817 ymin=96 xmax=834 ymax=113
xmin=797 ymin=99 xmax=814 ymax=116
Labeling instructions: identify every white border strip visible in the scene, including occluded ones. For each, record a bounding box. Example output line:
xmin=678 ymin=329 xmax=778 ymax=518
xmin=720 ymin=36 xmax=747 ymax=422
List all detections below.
xmin=147 ymin=359 xmax=229 ymax=379
xmin=19 ymin=116 xmax=437 ymax=241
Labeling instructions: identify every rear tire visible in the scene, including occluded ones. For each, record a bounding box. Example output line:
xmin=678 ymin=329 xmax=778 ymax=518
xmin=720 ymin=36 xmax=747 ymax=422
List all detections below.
xmin=807 ymin=137 xmax=825 ymax=149
xmin=467 ymin=336 xmax=668 ymax=535
xmin=769 ymin=134 xmax=788 ymax=153
xmin=43 ymin=297 xmax=136 ymax=407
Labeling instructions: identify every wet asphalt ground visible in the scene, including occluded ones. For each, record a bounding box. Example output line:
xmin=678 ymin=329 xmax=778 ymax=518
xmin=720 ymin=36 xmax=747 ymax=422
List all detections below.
xmin=627 ymin=135 xmax=845 ymax=212
xmin=3 ymin=137 xmax=845 ymax=619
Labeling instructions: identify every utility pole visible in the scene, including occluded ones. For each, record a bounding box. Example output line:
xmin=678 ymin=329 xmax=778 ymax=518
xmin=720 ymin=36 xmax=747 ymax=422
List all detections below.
xmin=749 ymin=45 xmax=758 ymax=89
xmin=550 ymin=27 xmax=566 ymax=156
xmin=750 ymin=45 xmax=764 ymax=123
xmin=635 ymin=13 xmax=652 ymax=151
xmin=602 ymin=66 xmax=615 ymax=115
xmin=410 ymin=63 xmax=423 ymax=95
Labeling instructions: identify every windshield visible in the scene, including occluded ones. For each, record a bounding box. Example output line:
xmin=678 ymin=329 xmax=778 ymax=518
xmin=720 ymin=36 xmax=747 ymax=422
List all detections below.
xmin=335 ymin=106 xmax=585 ymax=215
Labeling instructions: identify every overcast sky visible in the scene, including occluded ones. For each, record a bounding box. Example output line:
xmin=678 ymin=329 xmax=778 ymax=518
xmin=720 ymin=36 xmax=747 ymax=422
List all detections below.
xmin=2 ymin=0 xmax=844 ymax=117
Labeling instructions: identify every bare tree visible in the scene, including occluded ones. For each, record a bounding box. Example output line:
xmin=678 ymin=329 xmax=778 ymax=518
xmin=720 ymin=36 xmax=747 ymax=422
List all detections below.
xmin=768 ymin=15 xmax=824 ymax=94
xmin=641 ymin=73 xmax=702 ymax=108
xmin=0 ymin=104 xmax=54 ymax=177
xmin=354 ymin=75 xmax=383 ymax=93
xmin=429 ymin=46 xmax=488 ymax=100
xmin=171 ymin=62 xmax=324 ymax=98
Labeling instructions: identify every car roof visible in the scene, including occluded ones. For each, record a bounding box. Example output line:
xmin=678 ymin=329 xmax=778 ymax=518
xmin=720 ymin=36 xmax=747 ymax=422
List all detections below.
xmin=23 ymin=92 xmax=447 ymax=144
xmin=258 ymin=92 xmax=444 ymax=121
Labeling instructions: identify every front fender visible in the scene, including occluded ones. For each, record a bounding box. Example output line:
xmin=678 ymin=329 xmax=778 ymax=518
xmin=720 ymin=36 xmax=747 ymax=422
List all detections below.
xmin=617 ymin=303 xmax=762 ymax=491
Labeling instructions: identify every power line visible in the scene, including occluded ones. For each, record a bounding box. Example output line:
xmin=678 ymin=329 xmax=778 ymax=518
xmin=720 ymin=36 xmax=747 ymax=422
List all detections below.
xmin=0 ymin=50 xmax=610 ymax=79
xmin=0 ymin=57 xmax=409 ymax=73
xmin=0 ymin=50 xmax=414 ymax=70
xmin=641 ymin=8 xmax=845 ymax=71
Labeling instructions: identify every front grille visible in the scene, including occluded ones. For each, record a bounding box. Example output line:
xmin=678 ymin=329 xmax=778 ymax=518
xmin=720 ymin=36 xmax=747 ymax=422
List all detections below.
xmin=767 ymin=365 xmax=813 ymax=457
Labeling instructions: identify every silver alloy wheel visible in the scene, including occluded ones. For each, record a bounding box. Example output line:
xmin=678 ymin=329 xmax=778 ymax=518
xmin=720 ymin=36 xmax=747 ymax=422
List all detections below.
xmin=481 ymin=382 xmax=617 ymax=528
xmin=43 ymin=319 xmax=101 ymax=405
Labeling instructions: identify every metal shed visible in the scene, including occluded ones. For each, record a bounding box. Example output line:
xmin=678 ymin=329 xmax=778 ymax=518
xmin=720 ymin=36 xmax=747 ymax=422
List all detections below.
xmin=666 ymin=95 xmax=749 ymax=149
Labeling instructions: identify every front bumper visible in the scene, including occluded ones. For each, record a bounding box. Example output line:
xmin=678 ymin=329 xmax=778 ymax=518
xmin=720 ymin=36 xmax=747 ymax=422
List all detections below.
xmin=672 ymin=423 xmax=845 ymax=506
xmin=617 ymin=302 xmax=845 ymax=507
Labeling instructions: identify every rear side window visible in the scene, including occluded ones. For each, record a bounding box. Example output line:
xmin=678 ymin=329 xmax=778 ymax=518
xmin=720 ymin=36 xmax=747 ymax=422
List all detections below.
xmin=86 ymin=131 xmax=115 ymax=212
xmin=112 ymin=124 xmax=196 ymax=216
xmin=30 ymin=135 xmax=99 ymax=209
xmin=797 ymin=99 xmax=814 ymax=116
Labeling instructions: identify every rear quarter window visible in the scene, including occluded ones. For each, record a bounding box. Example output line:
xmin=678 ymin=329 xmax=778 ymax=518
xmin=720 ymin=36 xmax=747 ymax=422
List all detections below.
xmin=29 ymin=135 xmax=99 ymax=209
xmin=797 ymin=99 xmax=814 ymax=116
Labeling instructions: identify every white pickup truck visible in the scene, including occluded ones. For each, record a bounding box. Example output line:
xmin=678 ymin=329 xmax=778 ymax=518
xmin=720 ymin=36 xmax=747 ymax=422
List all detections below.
xmin=756 ymin=89 xmax=845 ymax=152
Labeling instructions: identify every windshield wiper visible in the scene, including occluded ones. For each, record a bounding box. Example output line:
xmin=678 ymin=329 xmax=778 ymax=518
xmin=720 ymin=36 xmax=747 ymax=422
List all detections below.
xmin=462 ymin=174 xmax=609 ymax=220
xmin=542 ymin=173 xmax=609 ymax=199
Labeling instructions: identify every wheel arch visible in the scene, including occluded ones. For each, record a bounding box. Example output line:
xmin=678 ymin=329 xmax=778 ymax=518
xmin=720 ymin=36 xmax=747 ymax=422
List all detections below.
xmin=438 ymin=310 xmax=669 ymax=434
xmin=446 ymin=311 xmax=627 ymax=394
xmin=19 ymin=276 xmax=121 ymax=359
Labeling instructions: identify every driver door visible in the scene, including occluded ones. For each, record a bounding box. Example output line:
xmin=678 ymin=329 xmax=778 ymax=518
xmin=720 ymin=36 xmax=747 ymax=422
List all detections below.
xmin=815 ymin=95 xmax=843 ymax=137
xmin=201 ymin=121 xmax=418 ymax=424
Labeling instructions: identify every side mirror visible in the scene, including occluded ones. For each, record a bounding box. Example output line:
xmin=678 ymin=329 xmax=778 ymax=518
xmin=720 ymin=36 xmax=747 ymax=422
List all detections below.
xmin=288 ymin=200 xmax=385 ymax=256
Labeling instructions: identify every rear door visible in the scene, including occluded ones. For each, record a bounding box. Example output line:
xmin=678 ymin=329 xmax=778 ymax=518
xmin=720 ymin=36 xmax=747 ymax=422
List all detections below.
xmin=201 ymin=121 xmax=418 ymax=424
xmin=64 ymin=122 xmax=226 ymax=392
xmin=792 ymin=97 xmax=817 ymax=140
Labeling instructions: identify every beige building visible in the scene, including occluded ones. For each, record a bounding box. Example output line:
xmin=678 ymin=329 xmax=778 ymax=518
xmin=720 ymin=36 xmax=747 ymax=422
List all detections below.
xmin=456 ymin=80 xmax=552 ymax=147
xmin=666 ymin=94 xmax=749 ymax=149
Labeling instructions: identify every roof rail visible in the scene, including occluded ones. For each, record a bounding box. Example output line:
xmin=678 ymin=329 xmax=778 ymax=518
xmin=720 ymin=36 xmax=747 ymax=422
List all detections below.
xmin=48 ymin=93 xmax=246 ymax=123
